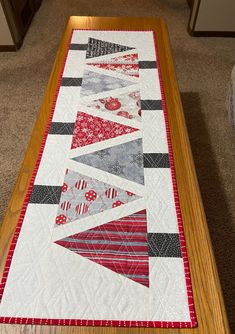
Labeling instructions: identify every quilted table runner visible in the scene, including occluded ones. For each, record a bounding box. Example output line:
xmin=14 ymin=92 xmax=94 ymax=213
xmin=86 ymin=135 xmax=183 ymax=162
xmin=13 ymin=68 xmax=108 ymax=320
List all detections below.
xmin=0 ymin=30 xmax=197 ymax=328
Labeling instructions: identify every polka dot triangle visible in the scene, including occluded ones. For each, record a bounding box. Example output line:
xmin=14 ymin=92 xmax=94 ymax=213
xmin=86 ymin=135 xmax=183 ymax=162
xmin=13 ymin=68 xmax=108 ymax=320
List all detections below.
xmin=55 ymin=169 xmax=141 ymax=226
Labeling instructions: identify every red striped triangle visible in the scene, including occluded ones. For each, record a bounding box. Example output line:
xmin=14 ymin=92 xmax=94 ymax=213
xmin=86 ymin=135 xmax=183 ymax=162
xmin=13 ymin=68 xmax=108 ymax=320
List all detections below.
xmin=55 ymin=210 xmax=149 ymax=287
xmin=71 ymin=111 xmax=138 ymax=149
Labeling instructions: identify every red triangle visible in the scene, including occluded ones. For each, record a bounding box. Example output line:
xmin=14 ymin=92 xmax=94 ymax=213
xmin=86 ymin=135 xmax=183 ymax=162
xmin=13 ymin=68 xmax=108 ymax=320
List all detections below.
xmin=87 ymin=63 xmax=139 ymax=78
xmin=107 ymin=53 xmax=139 ymax=63
xmin=71 ymin=111 xmax=138 ymax=149
xmin=86 ymin=53 xmax=139 ymax=78
xmin=87 ymin=53 xmax=138 ymax=64
xmin=55 ymin=210 xmax=149 ymax=287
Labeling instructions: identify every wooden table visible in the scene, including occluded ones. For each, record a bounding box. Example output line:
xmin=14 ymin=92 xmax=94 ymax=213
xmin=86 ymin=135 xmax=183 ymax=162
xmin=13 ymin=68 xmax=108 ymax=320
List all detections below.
xmin=0 ymin=16 xmax=230 ymax=334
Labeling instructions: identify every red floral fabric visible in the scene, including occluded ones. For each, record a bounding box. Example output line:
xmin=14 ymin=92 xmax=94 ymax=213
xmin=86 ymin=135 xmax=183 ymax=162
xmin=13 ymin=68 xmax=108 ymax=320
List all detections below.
xmin=71 ymin=111 xmax=138 ymax=149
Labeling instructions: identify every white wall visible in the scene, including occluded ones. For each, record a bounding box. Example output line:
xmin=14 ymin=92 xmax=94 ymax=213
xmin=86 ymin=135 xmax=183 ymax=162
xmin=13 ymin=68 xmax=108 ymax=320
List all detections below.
xmin=0 ymin=3 xmax=14 ymax=45
xmin=190 ymin=0 xmax=235 ymax=32
xmin=196 ymin=0 xmax=235 ymax=31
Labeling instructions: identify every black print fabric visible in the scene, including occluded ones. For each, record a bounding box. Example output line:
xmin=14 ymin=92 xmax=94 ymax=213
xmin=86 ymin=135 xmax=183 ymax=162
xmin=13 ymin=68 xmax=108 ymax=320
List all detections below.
xmin=70 ymin=43 xmax=88 ymax=50
xmin=148 ymin=233 xmax=182 ymax=257
xmin=141 ymin=100 xmax=162 ymax=110
xmin=49 ymin=122 xmax=75 ymax=135
xmin=61 ymin=78 xmax=82 ymax=86
xmin=143 ymin=153 xmax=170 ymax=168
xmin=29 ymin=185 xmax=62 ymax=204
xmin=86 ymin=38 xmax=135 ymax=58
xmin=139 ymin=61 xmax=157 ymax=69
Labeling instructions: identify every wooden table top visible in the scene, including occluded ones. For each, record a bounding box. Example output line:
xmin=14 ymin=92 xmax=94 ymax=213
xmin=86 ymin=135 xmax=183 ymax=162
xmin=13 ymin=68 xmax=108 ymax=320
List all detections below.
xmin=0 ymin=16 xmax=230 ymax=334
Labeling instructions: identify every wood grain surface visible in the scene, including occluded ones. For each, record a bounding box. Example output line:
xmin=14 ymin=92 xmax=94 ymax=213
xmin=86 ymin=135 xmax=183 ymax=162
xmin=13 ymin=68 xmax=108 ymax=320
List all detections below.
xmin=0 ymin=16 xmax=230 ymax=334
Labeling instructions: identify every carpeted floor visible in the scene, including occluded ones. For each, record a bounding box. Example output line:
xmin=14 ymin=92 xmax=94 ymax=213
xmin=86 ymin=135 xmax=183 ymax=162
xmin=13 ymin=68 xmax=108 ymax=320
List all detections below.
xmin=0 ymin=0 xmax=235 ymax=330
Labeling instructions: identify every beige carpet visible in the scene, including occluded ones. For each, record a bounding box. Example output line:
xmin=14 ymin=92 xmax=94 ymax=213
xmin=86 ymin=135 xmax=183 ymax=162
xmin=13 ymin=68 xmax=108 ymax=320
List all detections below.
xmin=0 ymin=0 xmax=235 ymax=330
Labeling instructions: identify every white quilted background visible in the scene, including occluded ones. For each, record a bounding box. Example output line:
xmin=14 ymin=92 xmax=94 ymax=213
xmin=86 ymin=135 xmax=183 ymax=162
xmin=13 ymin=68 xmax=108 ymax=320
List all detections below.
xmin=0 ymin=204 xmax=189 ymax=321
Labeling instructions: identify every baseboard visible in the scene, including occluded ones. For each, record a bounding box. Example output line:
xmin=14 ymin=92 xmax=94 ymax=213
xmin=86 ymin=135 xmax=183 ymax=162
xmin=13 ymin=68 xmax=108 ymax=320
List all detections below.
xmin=0 ymin=45 xmax=17 ymax=52
xmin=188 ymin=25 xmax=235 ymax=37
xmin=0 ymin=37 xmax=23 ymax=52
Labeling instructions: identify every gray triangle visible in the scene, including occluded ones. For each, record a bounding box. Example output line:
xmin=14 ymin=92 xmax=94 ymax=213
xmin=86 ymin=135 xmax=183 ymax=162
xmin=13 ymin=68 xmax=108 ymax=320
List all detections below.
xmin=56 ymin=169 xmax=141 ymax=225
xmin=80 ymin=70 xmax=136 ymax=97
xmin=86 ymin=38 xmax=135 ymax=59
xmin=73 ymin=139 xmax=144 ymax=185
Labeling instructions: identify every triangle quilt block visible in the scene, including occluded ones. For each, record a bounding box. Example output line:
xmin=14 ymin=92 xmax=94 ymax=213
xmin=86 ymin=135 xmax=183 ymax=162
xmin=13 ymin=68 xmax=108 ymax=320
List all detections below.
xmin=85 ymin=90 xmax=141 ymax=122
xmin=73 ymin=138 xmax=144 ymax=185
xmin=86 ymin=38 xmax=135 ymax=58
xmin=55 ymin=209 xmax=149 ymax=287
xmin=80 ymin=70 xmax=136 ymax=97
xmin=71 ymin=111 xmax=139 ymax=149
xmin=55 ymin=169 xmax=141 ymax=226
xmin=87 ymin=53 xmax=139 ymax=78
